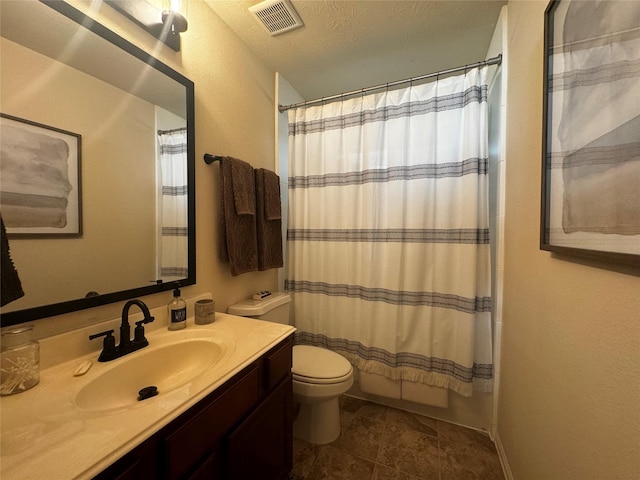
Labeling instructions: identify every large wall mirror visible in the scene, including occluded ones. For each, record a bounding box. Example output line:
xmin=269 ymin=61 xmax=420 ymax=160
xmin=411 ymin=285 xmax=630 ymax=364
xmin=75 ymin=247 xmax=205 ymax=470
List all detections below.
xmin=0 ymin=0 xmax=196 ymax=326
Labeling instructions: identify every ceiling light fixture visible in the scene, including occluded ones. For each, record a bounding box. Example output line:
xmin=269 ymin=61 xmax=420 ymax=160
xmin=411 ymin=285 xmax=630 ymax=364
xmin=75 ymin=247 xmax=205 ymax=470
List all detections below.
xmin=104 ymin=0 xmax=188 ymax=52
xmin=162 ymin=0 xmax=188 ymax=34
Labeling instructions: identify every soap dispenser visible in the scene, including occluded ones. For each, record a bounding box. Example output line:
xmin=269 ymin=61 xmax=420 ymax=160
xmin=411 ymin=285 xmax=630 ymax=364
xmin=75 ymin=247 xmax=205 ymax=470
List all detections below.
xmin=167 ymin=287 xmax=187 ymax=330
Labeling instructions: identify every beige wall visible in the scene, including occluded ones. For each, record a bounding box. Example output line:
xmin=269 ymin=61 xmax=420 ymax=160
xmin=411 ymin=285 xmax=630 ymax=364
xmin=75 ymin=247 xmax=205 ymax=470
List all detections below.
xmin=10 ymin=0 xmax=278 ymax=337
xmin=499 ymin=1 xmax=640 ymax=479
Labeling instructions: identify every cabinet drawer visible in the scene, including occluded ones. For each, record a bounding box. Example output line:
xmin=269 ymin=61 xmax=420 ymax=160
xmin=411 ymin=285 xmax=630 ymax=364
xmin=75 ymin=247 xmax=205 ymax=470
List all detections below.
xmin=165 ymin=366 xmax=260 ymax=480
xmin=264 ymin=336 xmax=292 ymax=390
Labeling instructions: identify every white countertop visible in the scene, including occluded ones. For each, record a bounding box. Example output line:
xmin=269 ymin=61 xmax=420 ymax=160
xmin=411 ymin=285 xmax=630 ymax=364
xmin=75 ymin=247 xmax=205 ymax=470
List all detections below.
xmin=0 ymin=312 xmax=295 ymax=479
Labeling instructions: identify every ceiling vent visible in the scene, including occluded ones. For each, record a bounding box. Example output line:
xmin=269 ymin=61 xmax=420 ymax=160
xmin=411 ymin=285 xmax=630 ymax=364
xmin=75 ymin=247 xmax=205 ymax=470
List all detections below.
xmin=249 ymin=0 xmax=304 ymax=36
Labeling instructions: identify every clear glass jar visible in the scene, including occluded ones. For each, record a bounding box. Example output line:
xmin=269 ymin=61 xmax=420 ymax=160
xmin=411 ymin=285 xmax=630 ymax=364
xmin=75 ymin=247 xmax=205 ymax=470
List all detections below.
xmin=1 ymin=325 xmax=40 ymax=395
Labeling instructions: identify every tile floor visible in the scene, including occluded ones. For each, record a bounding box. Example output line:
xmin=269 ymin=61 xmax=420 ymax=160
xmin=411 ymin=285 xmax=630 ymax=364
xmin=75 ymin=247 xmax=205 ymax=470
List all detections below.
xmin=289 ymin=396 xmax=505 ymax=480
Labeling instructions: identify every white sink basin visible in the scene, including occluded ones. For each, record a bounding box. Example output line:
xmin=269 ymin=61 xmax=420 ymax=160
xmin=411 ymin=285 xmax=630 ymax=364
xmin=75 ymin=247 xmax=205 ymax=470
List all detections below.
xmin=75 ymin=338 xmax=228 ymax=413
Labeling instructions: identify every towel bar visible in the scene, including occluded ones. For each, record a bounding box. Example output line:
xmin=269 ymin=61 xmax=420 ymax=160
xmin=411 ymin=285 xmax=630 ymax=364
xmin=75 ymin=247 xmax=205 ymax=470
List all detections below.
xmin=204 ymin=154 xmax=223 ymax=164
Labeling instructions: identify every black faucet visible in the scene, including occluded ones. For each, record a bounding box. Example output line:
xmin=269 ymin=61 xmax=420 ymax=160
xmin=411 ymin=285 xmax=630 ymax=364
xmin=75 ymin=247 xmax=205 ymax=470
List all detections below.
xmin=89 ymin=299 xmax=155 ymax=362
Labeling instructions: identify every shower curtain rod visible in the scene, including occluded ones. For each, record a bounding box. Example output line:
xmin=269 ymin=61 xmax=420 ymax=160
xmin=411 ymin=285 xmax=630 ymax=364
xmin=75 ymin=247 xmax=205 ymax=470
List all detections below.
xmin=278 ymin=54 xmax=502 ymax=113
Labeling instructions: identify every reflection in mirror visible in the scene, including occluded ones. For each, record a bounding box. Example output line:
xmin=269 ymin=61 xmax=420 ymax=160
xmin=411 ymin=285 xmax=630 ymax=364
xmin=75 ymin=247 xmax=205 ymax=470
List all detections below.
xmin=0 ymin=0 xmax=195 ymax=325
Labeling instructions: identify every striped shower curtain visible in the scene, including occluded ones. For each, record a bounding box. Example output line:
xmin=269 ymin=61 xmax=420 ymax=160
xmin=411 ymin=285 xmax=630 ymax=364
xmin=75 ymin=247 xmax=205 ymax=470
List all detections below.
xmin=286 ymin=67 xmax=493 ymax=396
xmin=157 ymin=128 xmax=188 ymax=281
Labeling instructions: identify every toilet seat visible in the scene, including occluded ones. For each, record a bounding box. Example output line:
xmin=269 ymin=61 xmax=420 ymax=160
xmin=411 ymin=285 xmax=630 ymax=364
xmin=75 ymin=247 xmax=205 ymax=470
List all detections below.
xmin=292 ymin=345 xmax=353 ymax=385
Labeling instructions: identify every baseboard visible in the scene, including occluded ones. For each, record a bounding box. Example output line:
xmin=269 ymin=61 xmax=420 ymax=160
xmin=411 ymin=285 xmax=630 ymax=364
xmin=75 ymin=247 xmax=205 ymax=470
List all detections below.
xmin=494 ymin=430 xmax=514 ymax=480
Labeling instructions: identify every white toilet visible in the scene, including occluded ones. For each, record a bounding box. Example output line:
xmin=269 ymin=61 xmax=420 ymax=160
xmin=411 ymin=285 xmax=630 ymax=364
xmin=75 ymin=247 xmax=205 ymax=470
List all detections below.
xmin=228 ymin=292 xmax=353 ymax=445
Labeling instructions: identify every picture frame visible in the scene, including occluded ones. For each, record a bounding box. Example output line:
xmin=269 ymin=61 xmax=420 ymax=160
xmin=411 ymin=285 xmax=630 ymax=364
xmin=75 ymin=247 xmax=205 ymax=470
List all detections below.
xmin=0 ymin=114 xmax=82 ymax=237
xmin=540 ymin=0 xmax=640 ymax=267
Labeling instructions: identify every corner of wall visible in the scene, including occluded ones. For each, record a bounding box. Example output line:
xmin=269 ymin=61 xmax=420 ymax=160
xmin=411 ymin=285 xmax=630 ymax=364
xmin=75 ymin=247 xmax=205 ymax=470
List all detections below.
xmin=494 ymin=430 xmax=515 ymax=480
xmin=486 ymin=2 xmax=507 ymax=442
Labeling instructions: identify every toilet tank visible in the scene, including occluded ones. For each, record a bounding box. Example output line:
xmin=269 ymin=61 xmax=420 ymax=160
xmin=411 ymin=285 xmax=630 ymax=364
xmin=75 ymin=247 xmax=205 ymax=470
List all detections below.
xmin=227 ymin=292 xmax=292 ymax=325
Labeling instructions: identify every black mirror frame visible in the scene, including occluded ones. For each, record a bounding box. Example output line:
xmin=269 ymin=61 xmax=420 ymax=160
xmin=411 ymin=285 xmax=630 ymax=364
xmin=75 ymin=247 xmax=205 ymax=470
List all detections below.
xmin=1 ymin=0 xmax=196 ymax=326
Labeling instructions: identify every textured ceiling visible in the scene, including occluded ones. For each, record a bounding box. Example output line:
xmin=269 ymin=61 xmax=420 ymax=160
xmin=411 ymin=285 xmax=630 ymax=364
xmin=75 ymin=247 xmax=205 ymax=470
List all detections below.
xmin=205 ymin=0 xmax=506 ymax=101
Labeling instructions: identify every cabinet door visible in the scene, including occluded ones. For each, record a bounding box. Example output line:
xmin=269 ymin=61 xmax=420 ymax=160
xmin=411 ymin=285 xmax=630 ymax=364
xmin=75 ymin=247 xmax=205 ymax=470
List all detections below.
xmin=226 ymin=375 xmax=293 ymax=480
xmin=94 ymin=460 xmax=139 ymax=480
xmin=165 ymin=366 xmax=260 ymax=480
xmin=92 ymin=436 xmax=159 ymax=480
xmin=186 ymin=450 xmax=221 ymax=480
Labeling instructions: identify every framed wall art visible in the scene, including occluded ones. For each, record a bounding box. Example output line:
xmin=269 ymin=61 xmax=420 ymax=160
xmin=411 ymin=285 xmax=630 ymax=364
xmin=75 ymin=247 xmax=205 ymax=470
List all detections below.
xmin=540 ymin=0 xmax=640 ymax=267
xmin=0 ymin=114 xmax=82 ymax=237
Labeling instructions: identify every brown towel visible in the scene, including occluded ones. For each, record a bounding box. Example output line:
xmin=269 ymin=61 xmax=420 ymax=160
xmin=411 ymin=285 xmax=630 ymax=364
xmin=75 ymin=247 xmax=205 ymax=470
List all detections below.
xmin=1 ymin=214 xmax=24 ymax=306
xmin=231 ymin=158 xmax=256 ymax=215
xmin=263 ymin=169 xmax=282 ymax=220
xmin=219 ymin=157 xmax=258 ymax=275
xmin=255 ymin=168 xmax=284 ymax=271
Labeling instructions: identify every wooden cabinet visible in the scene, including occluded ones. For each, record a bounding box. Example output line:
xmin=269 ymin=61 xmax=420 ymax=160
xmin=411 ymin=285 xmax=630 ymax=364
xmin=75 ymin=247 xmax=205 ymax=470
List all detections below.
xmin=227 ymin=371 xmax=293 ymax=479
xmin=166 ymin=365 xmax=260 ymax=479
xmin=94 ymin=335 xmax=293 ymax=480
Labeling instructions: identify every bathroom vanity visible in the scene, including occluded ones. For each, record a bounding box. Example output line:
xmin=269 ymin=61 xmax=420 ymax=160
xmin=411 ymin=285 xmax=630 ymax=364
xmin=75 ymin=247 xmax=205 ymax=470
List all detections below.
xmin=0 ymin=311 xmax=295 ymax=479
xmin=97 ymin=334 xmax=293 ymax=479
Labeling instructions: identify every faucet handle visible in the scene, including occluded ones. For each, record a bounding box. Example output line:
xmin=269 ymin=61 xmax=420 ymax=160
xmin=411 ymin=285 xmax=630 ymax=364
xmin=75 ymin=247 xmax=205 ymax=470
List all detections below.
xmin=133 ymin=317 xmax=154 ymax=347
xmin=89 ymin=329 xmax=115 ymax=341
xmin=89 ymin=330 xmax=117 ymax=362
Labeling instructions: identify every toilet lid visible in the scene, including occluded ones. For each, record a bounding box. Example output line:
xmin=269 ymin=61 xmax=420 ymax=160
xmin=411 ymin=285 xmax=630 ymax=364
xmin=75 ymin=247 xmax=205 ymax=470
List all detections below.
xmin=292 ymin=345 xmax=353 ymax=384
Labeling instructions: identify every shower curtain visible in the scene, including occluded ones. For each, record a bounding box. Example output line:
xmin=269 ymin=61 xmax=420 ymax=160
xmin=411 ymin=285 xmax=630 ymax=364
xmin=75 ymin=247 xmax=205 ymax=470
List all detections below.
xmin=286 ymin=67 xmax=493 ymax=397
xmin=157 ymin=128 xmax=188 ymax=281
